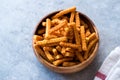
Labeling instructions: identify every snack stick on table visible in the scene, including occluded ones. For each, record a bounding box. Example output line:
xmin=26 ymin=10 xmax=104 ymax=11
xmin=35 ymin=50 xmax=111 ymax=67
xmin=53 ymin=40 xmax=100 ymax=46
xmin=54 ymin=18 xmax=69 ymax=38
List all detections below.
xmin=84 ymin=38 xmax=98 ymax=59
xmin=44 ymin=50 xmax=54 ymax=62
xmin=53 ymin=58 xmax=73 ymax=66
xmin=86 ymin=32 xmax=97 ymax=43
xmin=55 ymin=54 xmax=63 ymax=60
xmin=69 ymin=11 xmax=75 ymax=23
xmin=60 ymin=42 xmax=82 ymax=51
xmin=80 ymin=26 xmax=87 ymax=51
xmin=34 ymin=44 xmax=47 ymax=60
xmin=52 ymin=48 xmax=58 ymax=56
xmin=62 ymin=62 xmax=78 ymax=67
xmin=36 ymin=37 xmax=67 ymax=46
xmin=45 ymin=18 xmax=51 ymax=39
xmin=52 ymin=6 xmax=76 ymax=19
xmin=75 ymin=12 xmax=81 ymax=28
xmin=49 ymin=20 xmax=67 ymax=34
xmin=75 ymin=51 xmax=84 ymax=62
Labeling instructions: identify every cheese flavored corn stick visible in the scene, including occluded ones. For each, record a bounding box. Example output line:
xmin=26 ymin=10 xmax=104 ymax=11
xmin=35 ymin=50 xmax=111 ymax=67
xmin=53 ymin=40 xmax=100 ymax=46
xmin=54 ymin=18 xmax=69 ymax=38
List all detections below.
xmin=52 ymin=6 xmax=76 ymax=19
xmin=52 ymin=48 xmax=58 ymax=56
xmin=55 ymin=54 xmax=63 ymax=60
xmin=36 ymin=37 xmax=67 ymax=46
xmin=53 ymin=58 xmax=73 ymax=66
xmin=69 ymin=11 xmax=75 ymax=23
xmin=84 ymin=38 xmax=98 ymax=59
xmin=72 ymin=22 xmax=81 ymax=45
xmin=34 ymin=44 xmax=47 ymax=60
xmin=80 ymin=26 xmax=87 ymax=51
xmin=43 ymin=49 xmax=54 ymax=62
xmin=49 ymin=20 xmax=67 ymax=34
xmin=75 ymin=12 xmax=80 ymax=28
xmin=45 ymin=18 xmax=51 ymax=39
xmin=62 ymin=62 xmax=78 ymax=67
xmin=42 ymin=22 xmax=46 ymax=27
xmin=33 ymin=35 xmax=43 ymax=44
xmin=61 ymin=47 xmax=66 ymax=55
xmin=75 ymin=51 xmax=84 ymax=62
xmin=56 ymin=46 xmax=62 ymax=52
xmin=43 ymin=47 xmax=53 ymax=51
xmin=65 ymin=47 xmax=74 ymax=53
xmin=60 ymin=42 xmax=82 ymax=51
xmin=64 ymin=52 xmax=75 ymax=57
xmin=38 ymin=28 xmax=45 ymax=34
xmin=86 ymin=33 xmax=97 ymax=43
xmin=85 ymin=29 xmax=91 ymax=37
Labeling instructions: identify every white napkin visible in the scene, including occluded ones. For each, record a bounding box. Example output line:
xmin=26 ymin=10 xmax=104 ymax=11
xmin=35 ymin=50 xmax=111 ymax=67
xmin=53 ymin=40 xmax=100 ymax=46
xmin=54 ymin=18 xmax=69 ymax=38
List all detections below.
xmin=94 ymin=47 xmax=120 ymax=80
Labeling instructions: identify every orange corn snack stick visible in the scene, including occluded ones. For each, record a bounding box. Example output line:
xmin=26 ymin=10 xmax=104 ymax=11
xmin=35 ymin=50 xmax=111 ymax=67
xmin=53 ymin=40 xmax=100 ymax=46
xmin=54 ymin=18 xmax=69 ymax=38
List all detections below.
xmin=61 ymin=47 xmax=66 ymax=55
xmin=38 ymin=28 xmax=45 ymax=34
xmin=42 ymin=22 xmax=46 ymax=27
xmin=85 ymin=29 xmax=91 ymax=37
xmin=43 ymin=47 xmax=53 ymax=51
xmin=69 ymin=11 xmax=75 ymax=23
xmin=65 ymin=47 xmax=74 ymax=53
xmin=52 ymin=6 xmax=76 ymax=19
xmin=62 ymin=62 xmax=77 ymax=67
xmin=52 ymin=18 xmax=61 ymax=25
xmin=84 ymin=38 xmax=98 ymax=59
xmin=52 ymin=48 xmax=58 ymax=56
xmin=44 ymin=50 xmax=54 ymax=62
xmin=49 ymin=20 xmax=67 ymax=34
xmin=53 ymin=58 xmax=73 ymax=66
xmin=36 ymin=37 xmax=67 ymax=46
xmin=73 ymin=22 xmax=81 ymax=45
xmin=75 ymin=12 xmax=80 ymax=28
xmin=86 ymin=33 xmax=96 ymax=43
xmin=55 ymin=54 xmax=63 ymax=60
xmin=75 ymin=51 xmax=84 ymax=62
xmin=60 ymin=42 xmax=82 ymax=51
xmin=80 ymin=26 xmax=87 ymax=51
xmin=64 ymin=52 xmax=75 ymax=57
xmin=56 ymin=46 xmax=62 ymax=52
xmin=34 ymin=44 xmax=47 ymax=60
xmin=33 ymin=35 xmax=43 ymax=44
xmin=45 ymin=18 xmax=51 ymax=39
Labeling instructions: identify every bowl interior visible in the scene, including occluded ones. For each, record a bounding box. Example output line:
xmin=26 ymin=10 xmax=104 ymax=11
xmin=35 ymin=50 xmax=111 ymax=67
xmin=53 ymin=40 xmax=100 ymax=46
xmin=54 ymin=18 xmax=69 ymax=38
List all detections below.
xmin=32 ymin=11 xmax=99 ymax=73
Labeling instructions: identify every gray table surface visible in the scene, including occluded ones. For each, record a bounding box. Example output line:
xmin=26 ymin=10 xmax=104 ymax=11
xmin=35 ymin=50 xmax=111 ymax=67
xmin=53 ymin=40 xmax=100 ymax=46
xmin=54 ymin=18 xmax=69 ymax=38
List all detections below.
xmin=0 ymin=0 xmax=120 ymax=80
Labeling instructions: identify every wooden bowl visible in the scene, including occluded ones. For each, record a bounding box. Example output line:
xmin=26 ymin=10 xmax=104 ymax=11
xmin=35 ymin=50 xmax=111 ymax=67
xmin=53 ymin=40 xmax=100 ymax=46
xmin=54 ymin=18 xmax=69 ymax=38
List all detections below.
xmin=32 ymin=11 xmax=99 ymax=73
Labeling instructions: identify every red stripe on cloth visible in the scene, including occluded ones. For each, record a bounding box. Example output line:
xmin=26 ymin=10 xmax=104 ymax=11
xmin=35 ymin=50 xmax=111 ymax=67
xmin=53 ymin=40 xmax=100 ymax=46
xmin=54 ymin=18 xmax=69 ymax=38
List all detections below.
xmin=96 ymin=72 xmax=106 ymax=80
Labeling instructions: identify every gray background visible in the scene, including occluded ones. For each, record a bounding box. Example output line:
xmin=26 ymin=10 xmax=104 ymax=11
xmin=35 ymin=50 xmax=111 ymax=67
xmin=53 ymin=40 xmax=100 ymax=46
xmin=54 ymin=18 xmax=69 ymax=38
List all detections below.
xmin=0 ymin=0 xmax=120 ymax=80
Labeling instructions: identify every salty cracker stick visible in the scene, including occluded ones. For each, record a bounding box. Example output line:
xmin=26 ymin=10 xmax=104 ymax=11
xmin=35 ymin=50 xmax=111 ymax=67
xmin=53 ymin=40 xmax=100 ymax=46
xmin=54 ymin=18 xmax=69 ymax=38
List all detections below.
xmin=34 ymin=44 xmax=47 ymax=60
xmin=84 ymin=38 xmax=98 ymax=59
xmin=45 ymin=18 xmax=51 ymax=39
xmin=38 ymin=28 xmax=45 ymax=34
xmin=73 ymin=22 xmax=81 ymax=45
xmin=43 ymin=47 xmax=53 ymax=51
xmin=53 ymin=58 xmax=73 ymax=66
xmin=62 ymin=62 xmax=78 ymax=67
xmin=86 ymin=32 xmax=97 ymax=43
xmin=75 ymin=12 xmax=81 ymax=28
xmin=64 ymin=52 xmax=75 ymax=57
xmin=44 ymin=50 xmax=54 ymax=62
xmin=52 ymin=48 xmax=58 ymax=56
xmin=80 ymin=26 xmax=87 ymax=51
xmin=75 ymin=51 xmax=84 ymax=62
xmin=70 ymin=11 xmax=75 ymax=23
xmin=61 ymin=47 xmax=66 ymax=55
xmin=36 ymin=37 xmax=67 ymax=46
xmin=56 ymin=46 xmax=62 ymax=52
xmin=55 ymin=54 xmax=63 ymax=60
xmin=59 ymin=42 xmax=82 ymax=51
xmin=52 ymin=6 xmax=76 ymax=19
xmin=85 ymin=29 xmax=91 ymax=37
xmin=49 ymin=20 xmax=67 ymax=34
xmin=33 ymin=35 xmax=43 ymax=43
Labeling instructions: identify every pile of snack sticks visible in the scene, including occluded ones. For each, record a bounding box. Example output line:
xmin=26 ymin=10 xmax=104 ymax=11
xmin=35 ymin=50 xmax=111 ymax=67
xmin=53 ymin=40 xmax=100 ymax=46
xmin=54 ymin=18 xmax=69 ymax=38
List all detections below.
xmin=33 ymin=6 xmax=98 ymax=67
